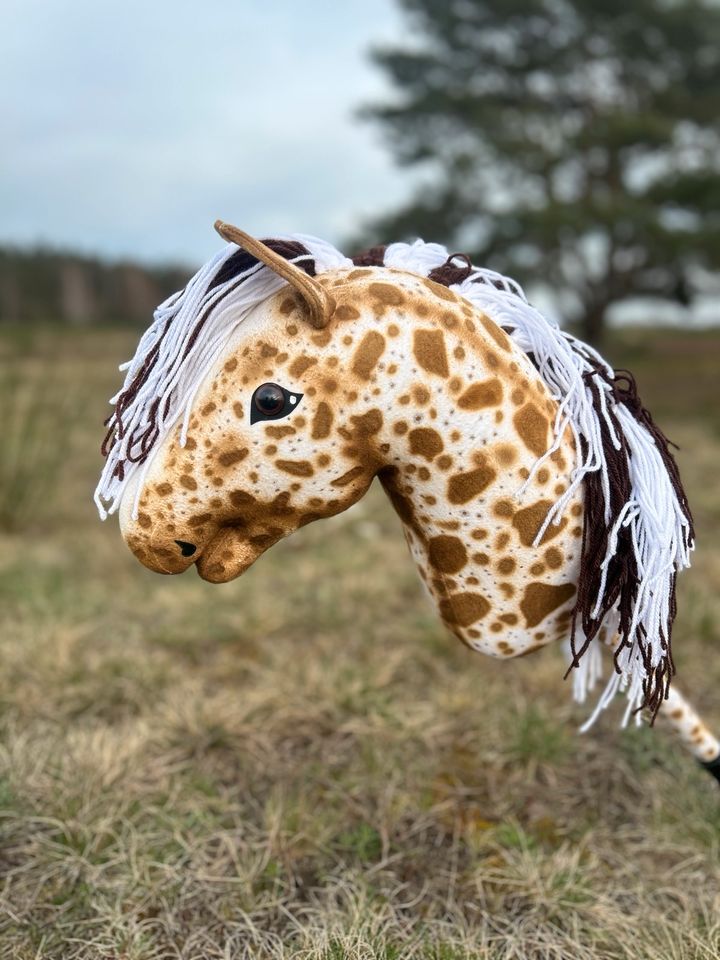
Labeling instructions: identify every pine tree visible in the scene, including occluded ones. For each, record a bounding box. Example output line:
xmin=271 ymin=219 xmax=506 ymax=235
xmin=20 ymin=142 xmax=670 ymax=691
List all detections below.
xmin=363 ymin=0 xmax=720 ymax=343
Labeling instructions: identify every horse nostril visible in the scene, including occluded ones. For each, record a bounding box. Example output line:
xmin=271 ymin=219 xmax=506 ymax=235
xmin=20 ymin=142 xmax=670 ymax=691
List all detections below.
xmin=174 ymin=540 xmax=197 ymax=557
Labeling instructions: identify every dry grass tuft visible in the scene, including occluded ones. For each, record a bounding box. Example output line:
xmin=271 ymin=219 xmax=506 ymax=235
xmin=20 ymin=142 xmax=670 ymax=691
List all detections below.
xmin=1 ymin=326 xmax=719 ymax=958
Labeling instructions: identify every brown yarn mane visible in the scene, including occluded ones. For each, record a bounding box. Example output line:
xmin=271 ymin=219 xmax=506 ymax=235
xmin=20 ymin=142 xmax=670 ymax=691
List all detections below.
xmin=567 ymin=363 xmax=694 ymax=720
xmin=352 ymin=246 xmax=387 ymax=267
xmin=352 ymin=247 xmax=525 ymax=297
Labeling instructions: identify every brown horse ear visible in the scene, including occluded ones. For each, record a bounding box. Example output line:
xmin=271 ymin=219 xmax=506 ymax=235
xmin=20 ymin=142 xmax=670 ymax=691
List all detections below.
xmin=214 ymin=220 xmax=334 ymax=329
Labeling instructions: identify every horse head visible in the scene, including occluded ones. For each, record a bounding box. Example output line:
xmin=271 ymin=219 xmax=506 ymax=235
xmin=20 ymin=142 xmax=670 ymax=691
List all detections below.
xmin=97 ymin=221 xmax=695 ymax=733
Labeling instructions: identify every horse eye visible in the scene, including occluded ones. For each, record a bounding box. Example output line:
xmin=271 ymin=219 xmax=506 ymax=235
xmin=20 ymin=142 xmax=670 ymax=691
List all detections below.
xmin=254 ymin=383 xmax=284 ymax=415
xmin=250 ymin=382 xmax=302 ymax=424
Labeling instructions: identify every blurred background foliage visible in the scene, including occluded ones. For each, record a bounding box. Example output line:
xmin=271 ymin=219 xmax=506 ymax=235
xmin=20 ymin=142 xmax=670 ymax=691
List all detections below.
xmin=0 ymin=249 xmax=188 ymax=328
xmin=3 ymin=1 xmax=719 ymax=347
xmin=360 ymin=0 xmax=720 ymax=344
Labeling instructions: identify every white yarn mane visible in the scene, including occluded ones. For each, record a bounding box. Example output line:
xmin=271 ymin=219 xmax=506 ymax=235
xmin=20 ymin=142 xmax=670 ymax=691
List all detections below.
xmin=95 ymin=235 xmax=352 ymax=520
xmin=96 ymin=235 xmax=694 ymax=729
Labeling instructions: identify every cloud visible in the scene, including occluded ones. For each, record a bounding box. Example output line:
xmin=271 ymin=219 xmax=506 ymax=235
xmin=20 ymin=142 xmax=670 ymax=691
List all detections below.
xmin=1 ymin=0 xmax=412 ymax=263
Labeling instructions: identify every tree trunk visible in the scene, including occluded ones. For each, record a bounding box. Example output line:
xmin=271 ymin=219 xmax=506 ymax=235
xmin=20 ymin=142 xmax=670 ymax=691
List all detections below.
xmin=580 ymin=303 xmax=607 ymax=348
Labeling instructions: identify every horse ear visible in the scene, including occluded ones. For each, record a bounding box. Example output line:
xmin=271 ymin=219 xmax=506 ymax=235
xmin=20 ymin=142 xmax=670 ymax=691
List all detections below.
xmin=214 ymin=220 xmax=334 ymax=329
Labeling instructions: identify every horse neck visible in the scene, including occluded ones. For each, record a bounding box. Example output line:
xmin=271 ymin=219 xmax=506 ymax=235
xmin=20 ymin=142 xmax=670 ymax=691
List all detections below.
xmin=335 ymin=269 xmax=581 ymax=656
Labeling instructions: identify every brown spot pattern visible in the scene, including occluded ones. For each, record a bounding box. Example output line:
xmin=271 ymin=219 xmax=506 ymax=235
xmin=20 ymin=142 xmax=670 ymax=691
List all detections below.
xmin=440 ymin=593 xmax=491 ymax=627
xmin=413 ymin=329 xmax=449 ymax=378
xmin=408 ymin=427 xmax=444 ymax=461
xmin=520 ymin=582 xmax=576 ymax=628
xmin=352 ymin=331 xmax=386 ymax=379
xmin=424 ymin=279 xmax=456 ymax=302
xmin=495 ymin=444 xmax=517 ymax=466
xmin=334 ymin=304 xmax=360 ymax=321
xmin=514 ymin=403 xmax=549 ymax=457
xmin=331 ymin=465 xmax=365 ymax=487
xmin=312 ymin=401 xmax=333 ymax=439
xmin=276 ymin=460 xmax=314 ymax=477
xmin=289 ymin=356 xmax=317 ymax=378
xmin=512 ymin=500 xmax=567 ymax=547
xmin=351 ymin=409 xmax=383 ymax=437
xmin=229 ymin=489 xmax=256 ymax=508
xmin=447 ymin=462 xmax=497 ymax=504
xmin=189 ymin=513 xmax=212 ymax=528
xmin=428 ymin=536 xmax=467 ymax=574
xmin=479 ymin=314 xmax=512 ymax=351
xmin=457 ymin=378 xmax=503 ymax=410
xmin=265 ymin=425 xmax=295 ymax=439
xmin=279 ymin=297 xmax=296 ymax=315
xmin=218 ymin=448 xmax=249 ymax=467
xmin=369 ymin=282 xmax=404 ymax=306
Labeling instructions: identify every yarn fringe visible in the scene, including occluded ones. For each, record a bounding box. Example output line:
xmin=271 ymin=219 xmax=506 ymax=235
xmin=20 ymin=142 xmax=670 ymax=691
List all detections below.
xmin=95 ymin=235 xmax=351 ymax=520
xmin=96 ymin=235 xmax=694 ymax=728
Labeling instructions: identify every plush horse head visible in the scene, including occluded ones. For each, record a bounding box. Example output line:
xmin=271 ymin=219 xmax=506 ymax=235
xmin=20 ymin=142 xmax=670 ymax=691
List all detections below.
xmin=97 ymin=221 xmax=720 ymax=774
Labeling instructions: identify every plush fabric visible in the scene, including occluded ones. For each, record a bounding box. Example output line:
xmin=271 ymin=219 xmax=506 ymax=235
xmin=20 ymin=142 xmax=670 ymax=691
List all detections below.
xmin=96 ymin=225 xmax=695 ymax=732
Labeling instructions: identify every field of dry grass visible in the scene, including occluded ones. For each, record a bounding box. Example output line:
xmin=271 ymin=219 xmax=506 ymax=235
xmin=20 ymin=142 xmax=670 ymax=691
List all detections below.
xmin=1 ymin=324 xmax=720 ymax=959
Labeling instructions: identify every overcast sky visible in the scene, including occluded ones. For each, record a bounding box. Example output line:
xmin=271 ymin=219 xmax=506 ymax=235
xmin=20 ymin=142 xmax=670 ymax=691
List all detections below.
xmin=1 ymin=0 xmax=416 ymax=265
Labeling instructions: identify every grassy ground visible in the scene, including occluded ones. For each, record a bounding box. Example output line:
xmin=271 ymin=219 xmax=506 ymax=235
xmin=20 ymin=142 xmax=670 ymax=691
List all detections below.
xmin=1 ymin=324 xmax=719 ymax=959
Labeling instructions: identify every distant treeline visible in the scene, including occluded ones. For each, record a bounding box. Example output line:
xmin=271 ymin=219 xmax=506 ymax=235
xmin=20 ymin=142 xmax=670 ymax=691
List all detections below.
xmin=0 ymin=247 xmax=190 ymax=326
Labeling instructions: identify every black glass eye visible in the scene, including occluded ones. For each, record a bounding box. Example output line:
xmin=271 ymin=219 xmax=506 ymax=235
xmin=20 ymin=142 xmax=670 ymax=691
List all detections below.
xmin=250 ymin=382 xmax=303 ymax=424
xmin=254 ymin=383 xmax=284 ymax=415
